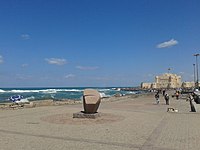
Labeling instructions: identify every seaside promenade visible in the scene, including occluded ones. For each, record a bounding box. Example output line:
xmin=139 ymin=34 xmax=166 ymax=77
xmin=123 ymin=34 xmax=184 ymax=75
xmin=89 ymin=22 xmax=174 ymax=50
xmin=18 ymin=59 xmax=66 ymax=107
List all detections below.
xmin=0 ymin=93 xmax=200 ymax=150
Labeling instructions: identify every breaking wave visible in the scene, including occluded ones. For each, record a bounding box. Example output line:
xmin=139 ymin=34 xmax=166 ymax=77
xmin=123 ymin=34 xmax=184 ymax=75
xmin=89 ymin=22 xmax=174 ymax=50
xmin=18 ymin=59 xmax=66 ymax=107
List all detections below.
xmin=0 ymin=87 xmax=139 ymax=102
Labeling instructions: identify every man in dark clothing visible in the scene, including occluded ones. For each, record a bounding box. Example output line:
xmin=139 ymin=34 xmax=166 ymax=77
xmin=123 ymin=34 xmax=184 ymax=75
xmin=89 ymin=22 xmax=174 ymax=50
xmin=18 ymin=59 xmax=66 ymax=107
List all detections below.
xmin=164 ymin=93 xmax=169 ymax=105
xmin=162 ymin=90 xmax=166 ymax=96
xmin=155 ymin=92 xmax=160 ymax=104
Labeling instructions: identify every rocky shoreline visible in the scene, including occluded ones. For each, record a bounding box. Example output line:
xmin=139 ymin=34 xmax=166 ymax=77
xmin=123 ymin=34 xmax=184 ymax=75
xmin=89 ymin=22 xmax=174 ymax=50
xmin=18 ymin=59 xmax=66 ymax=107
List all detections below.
xmin=0 ymin=92 xmax=153 ymax=110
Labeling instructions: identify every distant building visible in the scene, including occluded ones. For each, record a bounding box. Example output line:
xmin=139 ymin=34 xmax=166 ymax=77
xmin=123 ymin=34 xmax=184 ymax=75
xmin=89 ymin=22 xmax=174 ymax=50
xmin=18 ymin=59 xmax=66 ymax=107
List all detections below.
xmin=141 ymin=82 xmax=152 ymax=89
xmin=141 ymin=73 xmax=182 ymax=89
xmin=181 ymin=82 xmax=195 ymax=88
xmin=155 ymin=73 xmax=182 ymax=89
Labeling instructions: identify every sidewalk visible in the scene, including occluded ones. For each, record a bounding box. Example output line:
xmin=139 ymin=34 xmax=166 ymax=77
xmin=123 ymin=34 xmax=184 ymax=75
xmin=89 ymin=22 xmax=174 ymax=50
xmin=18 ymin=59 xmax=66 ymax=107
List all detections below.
xmin=0 ymin=94 xmax=200 ymax=150
xmin=143 ymin=95 xmax=200 ymax=150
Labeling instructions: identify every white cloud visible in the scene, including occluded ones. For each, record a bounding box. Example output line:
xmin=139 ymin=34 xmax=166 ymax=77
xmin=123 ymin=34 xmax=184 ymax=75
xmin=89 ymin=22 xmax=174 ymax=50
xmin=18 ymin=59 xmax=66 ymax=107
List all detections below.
xmin=0 ymin=55 xmax=4 ymax=64
xmin=65 ymin=74 xmax=75 ymax=79
xmin=21 ymin=64 xmax=29 ymax=67
xmin=45 ymin=58 xmax=67 ymax=65
xmin=21 ymin=34 xmax=30 ymax=40
xmin=157 ymin=39 xmax=178 ymax=48
xmin=76 ymin=66 xmax=99 ymax=70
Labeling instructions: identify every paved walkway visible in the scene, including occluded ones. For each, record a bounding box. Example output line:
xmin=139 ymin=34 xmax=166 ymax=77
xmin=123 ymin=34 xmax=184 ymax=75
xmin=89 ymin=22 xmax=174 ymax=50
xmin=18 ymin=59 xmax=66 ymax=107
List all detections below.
xmin=0 ymin=94 xmax=200 ymax=150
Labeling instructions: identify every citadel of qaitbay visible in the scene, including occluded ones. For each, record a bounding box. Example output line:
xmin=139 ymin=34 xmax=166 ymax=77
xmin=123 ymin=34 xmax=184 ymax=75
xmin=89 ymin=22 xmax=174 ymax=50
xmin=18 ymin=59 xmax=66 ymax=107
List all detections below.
xmin=141 ymin=73 xmax=195 ymax=89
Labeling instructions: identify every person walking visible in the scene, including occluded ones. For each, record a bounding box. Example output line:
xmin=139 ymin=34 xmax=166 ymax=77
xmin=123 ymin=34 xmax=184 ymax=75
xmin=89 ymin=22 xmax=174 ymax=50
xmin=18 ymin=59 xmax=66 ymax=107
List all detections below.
xmin=187 ymin=93 xmax=196 ymax=112
xmin=164 ymin=93 xmax=170 ymax=105
xmin=155 ymin=92 xmax=160 ymax=104
xmin=162 ymin=89 xmax=166 ymax=96
xmin=175 ymin=91 xmax=179 ymax=100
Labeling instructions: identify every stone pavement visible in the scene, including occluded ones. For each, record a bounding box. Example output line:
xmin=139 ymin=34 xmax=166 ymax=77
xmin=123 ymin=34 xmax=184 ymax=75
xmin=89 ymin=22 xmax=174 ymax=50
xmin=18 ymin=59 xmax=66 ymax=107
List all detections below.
xmin=0 ymin=94 xmax=200 ymax=150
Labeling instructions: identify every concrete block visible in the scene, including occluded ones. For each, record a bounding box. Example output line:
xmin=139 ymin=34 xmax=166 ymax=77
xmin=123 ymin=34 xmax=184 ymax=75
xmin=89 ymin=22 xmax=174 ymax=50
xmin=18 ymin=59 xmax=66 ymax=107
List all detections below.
xmin=73 ymin=111 xmax=101 ymax=119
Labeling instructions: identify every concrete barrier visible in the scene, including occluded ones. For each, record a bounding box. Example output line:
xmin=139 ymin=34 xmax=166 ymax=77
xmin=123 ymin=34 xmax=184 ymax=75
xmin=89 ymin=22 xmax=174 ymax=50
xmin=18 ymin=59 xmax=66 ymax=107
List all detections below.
xmin=193 ymin=102 xmax=200 ymax=112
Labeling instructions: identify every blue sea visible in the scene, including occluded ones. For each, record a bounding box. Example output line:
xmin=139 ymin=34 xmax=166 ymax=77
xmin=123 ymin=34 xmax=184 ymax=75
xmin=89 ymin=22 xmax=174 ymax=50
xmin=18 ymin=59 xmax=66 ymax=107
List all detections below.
xmin=0 ymin=87 xmax=142 ymax=103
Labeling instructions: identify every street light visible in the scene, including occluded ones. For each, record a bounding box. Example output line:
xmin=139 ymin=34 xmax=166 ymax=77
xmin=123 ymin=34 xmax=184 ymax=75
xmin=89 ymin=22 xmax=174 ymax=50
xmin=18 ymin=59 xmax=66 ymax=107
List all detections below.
xmin=194 ymin=54 xmax=200 ymax=88
xmin=193 ymin=64 xmax=196 ymax=86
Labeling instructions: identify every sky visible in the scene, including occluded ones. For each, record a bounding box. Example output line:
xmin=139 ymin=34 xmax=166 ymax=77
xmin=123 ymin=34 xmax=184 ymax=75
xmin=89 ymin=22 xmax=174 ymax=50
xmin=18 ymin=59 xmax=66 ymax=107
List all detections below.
xmin=0 ymin=0 xmax=200 ymax=87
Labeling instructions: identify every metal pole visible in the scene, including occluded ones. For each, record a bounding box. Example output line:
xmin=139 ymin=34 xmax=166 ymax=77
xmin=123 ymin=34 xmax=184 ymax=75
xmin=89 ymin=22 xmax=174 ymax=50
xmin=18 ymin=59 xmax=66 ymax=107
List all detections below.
xmin=193 ymin=64 xmax=196 ymax=86
xmin=194 ymin=54 xmax=200 ymax=88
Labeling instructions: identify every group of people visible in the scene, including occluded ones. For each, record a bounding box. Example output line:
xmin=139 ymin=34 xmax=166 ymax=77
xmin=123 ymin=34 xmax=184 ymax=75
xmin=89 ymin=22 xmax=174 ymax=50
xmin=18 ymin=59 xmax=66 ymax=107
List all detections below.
xmin=155 ymin=89 xmax=200 ymax=112
xmin=155 ymin=89 xmax=170 ymax=105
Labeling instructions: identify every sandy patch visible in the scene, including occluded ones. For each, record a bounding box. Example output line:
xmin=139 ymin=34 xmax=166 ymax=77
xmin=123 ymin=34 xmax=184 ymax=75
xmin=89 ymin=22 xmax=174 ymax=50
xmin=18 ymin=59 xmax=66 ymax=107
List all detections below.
xmin=40 ymin=113 xmax=125 ymax=125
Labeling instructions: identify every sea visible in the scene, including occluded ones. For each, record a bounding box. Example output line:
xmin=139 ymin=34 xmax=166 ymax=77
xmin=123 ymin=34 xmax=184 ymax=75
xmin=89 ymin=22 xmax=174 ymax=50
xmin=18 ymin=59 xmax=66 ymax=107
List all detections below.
xmin=0 ymin=87 xmax=144 ymax=103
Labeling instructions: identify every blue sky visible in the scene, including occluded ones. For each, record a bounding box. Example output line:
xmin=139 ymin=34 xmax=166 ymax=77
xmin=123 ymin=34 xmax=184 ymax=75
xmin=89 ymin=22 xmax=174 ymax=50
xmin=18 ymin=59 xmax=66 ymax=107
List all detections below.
xmin=0 ymin=0 xmax=200 ymax=87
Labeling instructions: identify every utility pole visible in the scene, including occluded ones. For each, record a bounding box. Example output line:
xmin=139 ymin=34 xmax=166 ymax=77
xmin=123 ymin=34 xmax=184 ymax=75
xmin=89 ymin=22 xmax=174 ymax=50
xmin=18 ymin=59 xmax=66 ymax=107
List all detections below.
xmin=193 ymin=64 xmax=196 ymax=87
xmin=194 ymin=54 xmax=200 ymax=89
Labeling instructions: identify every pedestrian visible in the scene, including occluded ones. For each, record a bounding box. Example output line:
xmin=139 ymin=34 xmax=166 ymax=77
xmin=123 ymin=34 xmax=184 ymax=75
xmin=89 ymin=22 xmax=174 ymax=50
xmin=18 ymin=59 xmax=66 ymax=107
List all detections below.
xmin=164 ymin=93 xmax=170 ymax=105
xmin=175 ymin=91 xmax=179 ymax=100
xmin=187 ymin=93 xmax=196 ymax=112
xmin=162 ymin=89 xmax=166 ymax=96
xmin=155 ymin=92 xmax=160 ymax=104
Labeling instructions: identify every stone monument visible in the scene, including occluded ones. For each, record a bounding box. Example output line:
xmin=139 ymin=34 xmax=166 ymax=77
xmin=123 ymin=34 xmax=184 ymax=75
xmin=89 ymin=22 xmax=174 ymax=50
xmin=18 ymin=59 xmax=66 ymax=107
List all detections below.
xmin=73 ymin=89 xmax=101 ymax=119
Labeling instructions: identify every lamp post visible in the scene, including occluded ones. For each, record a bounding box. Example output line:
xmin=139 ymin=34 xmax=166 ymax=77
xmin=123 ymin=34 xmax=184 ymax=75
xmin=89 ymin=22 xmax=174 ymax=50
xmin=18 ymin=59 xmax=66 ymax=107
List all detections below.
xmin=194 ymin=54 xmax=200 ymax=89
xmin=193 ymin=64 xmax=196 ymax=86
